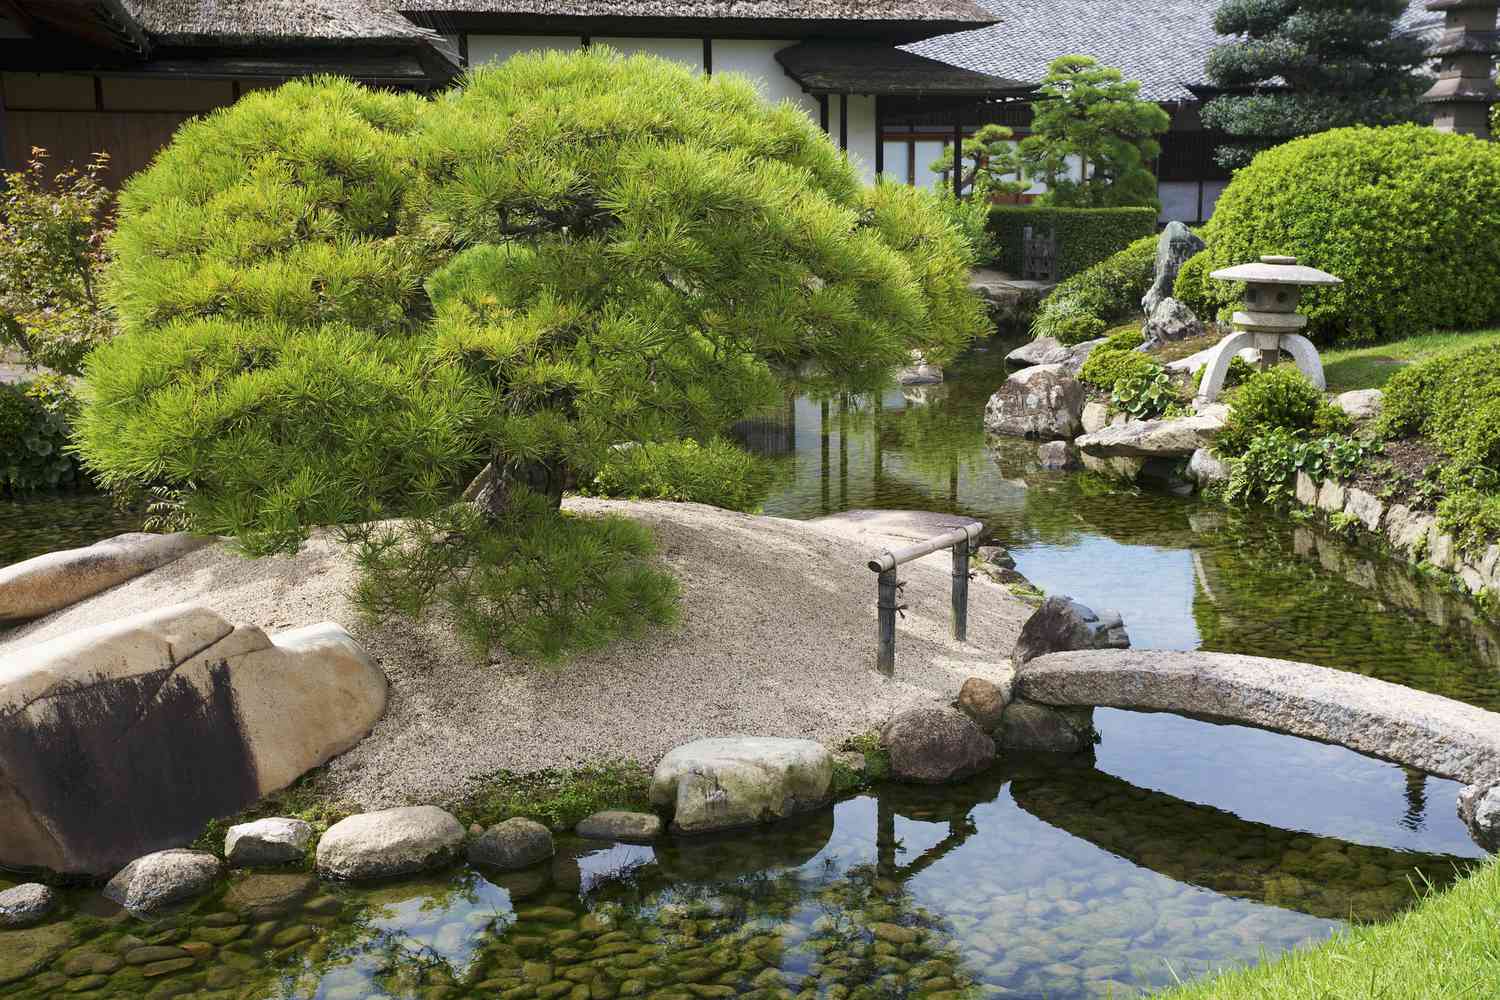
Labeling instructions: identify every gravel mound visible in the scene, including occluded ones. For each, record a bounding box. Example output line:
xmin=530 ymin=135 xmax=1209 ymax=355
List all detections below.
xmin=0 ymin=500 xmax=1024 ymax=809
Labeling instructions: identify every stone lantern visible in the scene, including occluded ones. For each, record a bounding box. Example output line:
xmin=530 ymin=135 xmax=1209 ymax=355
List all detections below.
xmin=1194 ymin=255 xmax=1342 ymax=405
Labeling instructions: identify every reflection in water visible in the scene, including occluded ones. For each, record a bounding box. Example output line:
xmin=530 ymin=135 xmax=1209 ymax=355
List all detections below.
xmin=5 ymin=710 xmax=1481 ymax=1000
xmin=744 ymin=346 xmax=1500 ymax=709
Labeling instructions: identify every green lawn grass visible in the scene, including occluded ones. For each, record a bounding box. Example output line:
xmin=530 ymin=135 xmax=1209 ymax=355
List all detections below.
xmin=1158 ymin=859 xmax=1500 ymax=999
xmin=1321 ymin=328 xmax=1500 ymax=393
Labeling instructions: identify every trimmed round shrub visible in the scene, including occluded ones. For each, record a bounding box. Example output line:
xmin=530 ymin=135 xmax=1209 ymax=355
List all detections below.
xmin=1382 ymin=343 xmax=1500 ymax=477
xmin=1216 ymin=367 xmax=1349 ymax=457
xmin=1031 ymin=234 xmax=1158 ymax=344
xmin=1180 ymin=125 xmax=1500 ymax=343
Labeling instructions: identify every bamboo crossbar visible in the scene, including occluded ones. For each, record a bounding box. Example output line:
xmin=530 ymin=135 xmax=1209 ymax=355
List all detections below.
xmin=867 ymin=522 xmax=982 ymax=675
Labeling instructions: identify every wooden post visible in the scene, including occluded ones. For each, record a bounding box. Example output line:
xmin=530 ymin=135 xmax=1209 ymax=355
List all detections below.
xmin=839 ymin=93 xmax=848 ymax=152
xmin=952 ymin=114 xmax=963 ymax=200
xmin=877 ymin=568 xmax=899 ymax=676
xmin=820 ymin=397 xmax=830 ymax=514
xmin=951 ymin=539 xmax=970 ymax=642
xmin=874 ymin=96 xmax=884 ymax=178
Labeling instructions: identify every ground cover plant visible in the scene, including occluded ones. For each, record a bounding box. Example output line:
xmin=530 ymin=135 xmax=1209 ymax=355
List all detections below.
xmin=76 ymin=53 xmax=987 ymax=658
xmin=1176 ymin=125 xmax=1500 ymax=344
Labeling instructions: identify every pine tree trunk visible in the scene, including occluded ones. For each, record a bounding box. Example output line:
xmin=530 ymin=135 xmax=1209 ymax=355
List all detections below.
xmin=463 ymin=455 xmax=568 ymax=519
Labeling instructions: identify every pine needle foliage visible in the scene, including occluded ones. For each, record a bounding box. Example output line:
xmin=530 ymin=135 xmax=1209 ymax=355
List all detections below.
xmin=78 ymin=51 xmax=986 ymax=657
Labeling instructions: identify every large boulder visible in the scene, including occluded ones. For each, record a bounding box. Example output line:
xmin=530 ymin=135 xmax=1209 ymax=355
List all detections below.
xmin=983 ymin=363 xmax=1085 ymax=440
xmin=649 ymin=736 xmax=833 ymax=834
xmin=1141 ymin=222 xmax=1205 ymax=316
xmin=1006 ymin=336 xmax=1072 ymax=369
xmin=1013 ymin=597 xmax=1130 ymax=666
xmin=1334 ymin=389 xmax=1383 ymax=421
xmin=1075 ymin=409 xmax=1226 ymax=459
xmin=103 ymin=849 xmax=222 ymax=918
xmin=1141 ymin=297 xmax=1203 ymax=347
xmin=225 ymin=817 xmax=313 ymax=868
xmin=468 ymin=817 xmax=555 ymax=871
xmin=0 ymin=884 xmax=56 ymax=928
xmin=999 ymin=701 xmax=1097 ymax=754
xmin=1459 ymin=782 xmax=1500 ymax=851
xmin=0 ymin=532 xmax=209 ymax=623
xmin=0 ymin=604 xmax=388 ymax=874
xmin=316 ymin=806 xmax=465 ymax=880
xmin=881 ymin=707 xmax=996 ymax=783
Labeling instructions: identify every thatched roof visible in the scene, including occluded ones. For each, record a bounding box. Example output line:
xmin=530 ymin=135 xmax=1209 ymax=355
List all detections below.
xmin=776 ymin=41 xmax=1032 ymax=97
xmin=401 ymin=0 xmax=994 ymax=21
xmin=119 ymin=0 xmax=448 ymax=47
xmin=909 ymin=0 xmax=1443 ymax=103
xmin=7 ymin=0 xmax=149 ymax=54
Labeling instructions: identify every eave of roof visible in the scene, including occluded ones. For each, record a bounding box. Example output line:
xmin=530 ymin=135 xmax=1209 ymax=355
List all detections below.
xmin=775 ymin=40 xmax=1033 ymax=97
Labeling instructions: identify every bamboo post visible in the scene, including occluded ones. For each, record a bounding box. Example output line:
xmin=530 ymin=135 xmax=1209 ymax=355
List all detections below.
xmin=951 ymin=539 xmax=970 ymax=642
xmin=876 ymin=568 xmax=899 ymax=676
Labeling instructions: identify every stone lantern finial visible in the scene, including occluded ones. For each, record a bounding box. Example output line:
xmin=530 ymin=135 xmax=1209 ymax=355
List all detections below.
xmin=1423 ymin=0 xmax=1500 ymax=138
xmin=1194 ymin=255 xmax=1342 ymax=405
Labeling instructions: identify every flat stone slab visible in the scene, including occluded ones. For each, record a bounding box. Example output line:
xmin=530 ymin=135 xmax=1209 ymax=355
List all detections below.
xmin=0 ymin=532 xmax=209 ymax=622
xmin=1075 ymin=410 xmax=1226 ymax=459
xmin=1017 ymin=649 xmax=1500 ymax=785
xmin=650 ymin=736 xmax=833 ymax=834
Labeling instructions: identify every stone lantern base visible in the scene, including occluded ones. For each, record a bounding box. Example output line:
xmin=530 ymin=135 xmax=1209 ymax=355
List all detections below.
xmin=1194 ymin=330 xmax=1325 ymax=407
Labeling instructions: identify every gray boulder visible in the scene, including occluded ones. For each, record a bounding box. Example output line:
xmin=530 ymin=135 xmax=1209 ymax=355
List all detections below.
xmin=316 ymin=806 xmax=465 ymax=880
xmin=1013 ymin=597 xmax=1130 ymax=666
xmin=1142 ymin=297 xmax=1203 ymax=347
xmin=0 ymin=603 xmax=387 ymax=875
xmin=224 ymin=817 xmax=313 ymax=868
xmin=954 ymin=676 xmax=1010 ymax=731
xmin=222 ymin=872 xmax=316 ymax=919
xmin=0 ymin=532 xmax=209 ymax=623
xmin=103 ymin=849 xmax=222 ymax=918
xmin=1075 ymin=409 xmax=1227 ymax=459
xmin=469 ymin=817 xmax=554 ymax=870
xmin=983 ymin=363 xmax=1085 ymax=440
xmin=1188 ymin=448 xmax=1230 ymax=487
xmin=1459 ymin=782 xmax=1500 ymax=851
xmin=576 ymin=810 xmax=663 ymax=843
xmin=1006 ymin=337 xmax=1072 ymax=368
xmin=882 ymin=707 xmax=996 ymax=783
xmin=0 ymin=884 xmax=57 ymax=928
xmin=1141 ymin=222 xmax=1205 ymax=316
xmin=999 ymin=701 xmax=1097 ymax=754
xmin=650 ymin=736 xmax=832 ymax=834
xmin=1335 ymin=389 xmax=1383 ymax=421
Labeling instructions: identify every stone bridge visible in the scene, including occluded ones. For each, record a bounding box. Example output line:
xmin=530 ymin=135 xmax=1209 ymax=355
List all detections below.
xmin=1008 ymin=649 xmax=1500 ymax=849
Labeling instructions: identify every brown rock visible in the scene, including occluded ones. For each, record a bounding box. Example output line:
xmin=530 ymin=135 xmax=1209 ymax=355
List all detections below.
xmin=954 ymin=677 xmax=1009 ymax=731
xmin=881 ymin=707 xmax=995 ymax=784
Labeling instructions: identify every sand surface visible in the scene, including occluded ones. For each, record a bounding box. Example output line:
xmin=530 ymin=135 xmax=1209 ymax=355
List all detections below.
xmin=1 ymin=500 xmax=1025 ymax=809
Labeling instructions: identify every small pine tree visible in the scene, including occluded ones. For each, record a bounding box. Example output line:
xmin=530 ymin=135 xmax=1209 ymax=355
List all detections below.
xmin=1019 ymin=56 xmax=1170 ymax=211
xmin=1202 ymin=0 xmax=1430 ymax=169
xmin=79 ymin=52 xmax=988 ymax=658
xmin=929 ymin=124 xmax=1027 ymax=200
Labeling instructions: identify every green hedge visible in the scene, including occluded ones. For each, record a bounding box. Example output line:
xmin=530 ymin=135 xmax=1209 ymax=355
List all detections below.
xmin=988 ymin=206 xmax=1157 ymax=281
xmin=1178 ymin=125 xmax=1500 ymax=344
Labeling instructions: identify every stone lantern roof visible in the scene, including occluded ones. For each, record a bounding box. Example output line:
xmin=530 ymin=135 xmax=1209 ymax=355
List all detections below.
xmin=1209 ymin=255 xmax=1343 ymax=288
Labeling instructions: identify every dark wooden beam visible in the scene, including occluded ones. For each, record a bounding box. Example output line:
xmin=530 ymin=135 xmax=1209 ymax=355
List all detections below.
xmin=874 ymin=95 xmax=883 ymax=177
xmin=702 ymin=36 xmax=711 ymax=75
xmin=819 ymin=93 xmax=829 ymax=133
xmin=953 ymin=114 xmax=962 ymax=199
xmin=839 ymin=92 xmax=848 ymax=151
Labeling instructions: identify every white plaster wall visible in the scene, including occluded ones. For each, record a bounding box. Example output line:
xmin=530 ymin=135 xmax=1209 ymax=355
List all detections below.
xmin=595 ymin=37 xmax=703 ymax=71
xmin=467 ymin=35 xmax=583 ymax=66
xmin=842 ymin=94 xmax=878 ymax=184
xmin=711 ymin=39 xmax=819 ymax=118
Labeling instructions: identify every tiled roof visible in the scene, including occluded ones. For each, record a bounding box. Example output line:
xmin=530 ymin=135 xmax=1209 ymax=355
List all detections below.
xmin=121 ymin=0 xmax=448 ymax=46
xmin=907 ymin=0 xmax=1445 ymax=103
xmin=400 ymin=0 xmax=995 ymax=23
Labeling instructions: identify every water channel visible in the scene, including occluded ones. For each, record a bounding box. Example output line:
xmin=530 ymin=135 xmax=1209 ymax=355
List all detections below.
xmin=0 ymin=343 xmax=1493 ymax=999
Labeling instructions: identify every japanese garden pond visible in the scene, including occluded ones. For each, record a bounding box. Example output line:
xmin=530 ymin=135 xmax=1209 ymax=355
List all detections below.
xmin=1 ymin=341 xmax=1497 ymax=999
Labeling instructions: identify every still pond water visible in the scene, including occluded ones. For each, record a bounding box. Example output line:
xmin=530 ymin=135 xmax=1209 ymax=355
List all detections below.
xmin=0 ymin=345 xmax=1493 ymax=1000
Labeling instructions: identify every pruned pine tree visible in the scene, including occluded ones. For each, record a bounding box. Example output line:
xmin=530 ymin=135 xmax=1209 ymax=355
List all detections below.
xmin=1202 ymin=0 xmax=1431 ymax=169
xmin=79 ymin=51 xmax=988 ymax=658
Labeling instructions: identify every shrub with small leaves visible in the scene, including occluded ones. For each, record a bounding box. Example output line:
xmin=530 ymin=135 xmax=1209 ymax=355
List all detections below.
xmin=1030 ymin=234 xmax=1159 ymax=344
xmin=1079 ymin=339 xmax=1160 ymax=392
xmin=1216 ymin=367 xmax=1349 ymax=458
xmin=1224 ymin=426 xmax=1374 ymax=505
